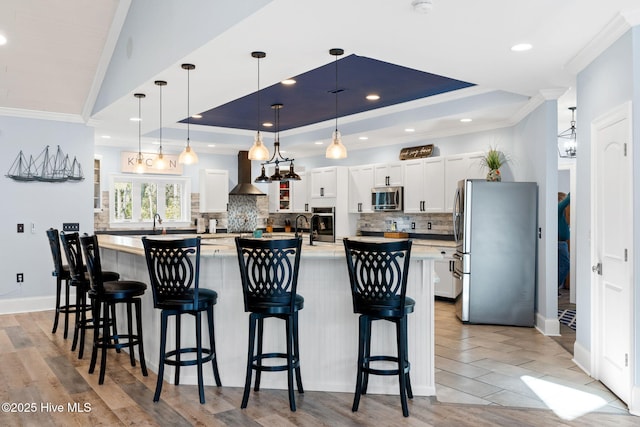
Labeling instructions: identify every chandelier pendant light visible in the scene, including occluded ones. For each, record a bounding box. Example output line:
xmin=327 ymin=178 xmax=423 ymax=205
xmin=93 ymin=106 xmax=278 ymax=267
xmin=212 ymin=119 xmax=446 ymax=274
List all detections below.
xmin=248 ymin=51 xmax=270 ymax=161
xmin=255 ymin=103 xmax=300 ymax=182
xmin=154 ymin=80 xmax=168 ymax=169
xmin=178 ymin=63 xmax=199 ymax=165
xmin=133 ymin=93 xmax=146 ymax=174
xmin=558 ymin=106 xmax=577 ymax=158
xmin=326 ymin=48 xmax=347 ymax=159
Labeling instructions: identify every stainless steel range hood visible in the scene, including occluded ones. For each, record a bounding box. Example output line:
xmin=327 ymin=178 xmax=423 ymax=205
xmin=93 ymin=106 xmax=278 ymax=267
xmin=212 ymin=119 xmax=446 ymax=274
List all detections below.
xmin=229 ymin=151 xmax=266 ymax=196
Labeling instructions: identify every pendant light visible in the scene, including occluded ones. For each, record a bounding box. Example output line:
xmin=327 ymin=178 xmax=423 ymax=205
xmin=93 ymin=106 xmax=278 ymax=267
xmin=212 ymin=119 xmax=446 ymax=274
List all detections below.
xmin=178 ymin=63 xmax=199 ymax=165
xmin=254 ymin=104 xmax=301 ymax=182
xmin=248 ymin=51 xmax=270 ymax=161
xmin=154 ymin=80 xmax=168 ymax=169
xmin=133 ymin=93 xmax=146 ymax=174
xmin=326 ymin=48 xmax=347 ymax=159
xmin=557 ymin=106 xmax=577 ymax=158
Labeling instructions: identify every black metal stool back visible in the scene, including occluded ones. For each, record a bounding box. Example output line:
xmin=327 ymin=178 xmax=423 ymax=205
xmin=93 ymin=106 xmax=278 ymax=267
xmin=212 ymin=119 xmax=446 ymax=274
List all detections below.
xmin=142 ymin=236 xmax=221 ymax=404
xmin=236 ymin=237 xmax=303 ymax=314
xmin=235 ymin=237 xmax=304 ymax=411
xmin=80 ymin=234 xmax=148 ymax=384
xmin=46 ymin=228 xmax=73 ymax=338
xmin=343 ymin=238 xmax=414 ymax=417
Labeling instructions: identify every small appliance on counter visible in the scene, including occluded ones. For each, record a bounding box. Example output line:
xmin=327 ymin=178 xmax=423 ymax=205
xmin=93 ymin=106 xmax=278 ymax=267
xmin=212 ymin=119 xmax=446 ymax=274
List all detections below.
xmin=196 ymin=218 xmax=207 ymax=234
xmin=209 ymin=219 xmax=217 ymax=234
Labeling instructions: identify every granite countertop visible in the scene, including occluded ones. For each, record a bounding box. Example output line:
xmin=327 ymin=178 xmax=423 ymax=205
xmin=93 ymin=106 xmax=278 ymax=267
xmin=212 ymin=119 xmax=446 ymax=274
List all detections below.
xmin=98 ymin=233 xmax=443 ymax=260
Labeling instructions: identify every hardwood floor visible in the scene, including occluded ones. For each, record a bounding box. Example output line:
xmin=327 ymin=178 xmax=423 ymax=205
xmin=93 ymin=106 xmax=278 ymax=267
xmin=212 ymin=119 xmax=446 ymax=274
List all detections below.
xmin=0 ymin=308 xmax=637 ymax=426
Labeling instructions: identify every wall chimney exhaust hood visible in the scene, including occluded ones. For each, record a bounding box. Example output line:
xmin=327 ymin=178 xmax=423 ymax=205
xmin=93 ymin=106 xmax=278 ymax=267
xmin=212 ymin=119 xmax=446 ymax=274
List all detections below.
xmin=229 ymin=151 xmax=266 ymax=196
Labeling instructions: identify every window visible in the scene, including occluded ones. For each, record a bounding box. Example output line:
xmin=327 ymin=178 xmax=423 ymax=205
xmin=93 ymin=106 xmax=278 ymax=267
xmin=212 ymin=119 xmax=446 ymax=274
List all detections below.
xmin=109 ymin=175 xmax=191 ymax=228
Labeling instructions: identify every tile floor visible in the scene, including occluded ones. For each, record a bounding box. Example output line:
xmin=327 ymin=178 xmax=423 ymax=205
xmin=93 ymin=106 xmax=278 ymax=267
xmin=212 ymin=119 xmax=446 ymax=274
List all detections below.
xmin=433 ymin=299 xmax=628 ymax=415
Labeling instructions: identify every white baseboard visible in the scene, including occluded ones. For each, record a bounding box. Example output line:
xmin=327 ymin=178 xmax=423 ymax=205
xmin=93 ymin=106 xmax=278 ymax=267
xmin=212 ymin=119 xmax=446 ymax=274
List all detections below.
xmin=572 ymin=340 xmax=591 ymax=376
xmin=535 ymin=311 xmax=560 ymax=336
xmin=0 ymin=294 xmax=74 ymax=315
xmin=629 ymin=385 xmax=640 ymax=416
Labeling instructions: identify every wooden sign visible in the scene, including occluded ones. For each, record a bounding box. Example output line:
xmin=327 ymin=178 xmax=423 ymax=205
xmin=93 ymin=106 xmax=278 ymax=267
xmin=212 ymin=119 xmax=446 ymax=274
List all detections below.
xmin=399 ymin=144 xmax=434 ymax=160
xmin=121 ymin=151 xmax=183 ymax=175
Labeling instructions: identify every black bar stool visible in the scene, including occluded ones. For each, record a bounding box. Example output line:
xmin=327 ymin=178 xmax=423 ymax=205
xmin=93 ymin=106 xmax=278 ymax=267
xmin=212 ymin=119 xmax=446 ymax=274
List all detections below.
xmin=80 ymin=234 xmax=148 ymax=384
xmin=60 ymin=231 xmax=120 ymax=359
xmin=343 ymin=238 xmax=414 ymax=417
xmin=142 ymin=236 xmax=221 ymax=404
xmin=235 ymin=237 xmax=304 ymax=412
xmin=46 ymin=228 xmax=76 ymax=338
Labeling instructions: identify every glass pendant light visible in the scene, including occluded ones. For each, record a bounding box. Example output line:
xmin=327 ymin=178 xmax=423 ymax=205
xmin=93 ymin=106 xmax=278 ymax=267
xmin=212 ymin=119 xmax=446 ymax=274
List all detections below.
xmin=248 ymin=51 xmax=270 ymax=161
xmin=178 ymin=63 xmax=199 ymax=165
xmin=326 ymin=48 xmax=347 ymax=159
xmin=133 ymin=93 xmax=146 ymax=174
xmin=154 ymin=80 xmax=168 ymax=169
xmin=557 ymin=106 xmax=577 ymax=158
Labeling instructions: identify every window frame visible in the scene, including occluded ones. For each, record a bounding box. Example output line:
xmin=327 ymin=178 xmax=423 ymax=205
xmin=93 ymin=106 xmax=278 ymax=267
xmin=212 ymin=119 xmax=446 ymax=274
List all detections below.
xmin=108 ymin=174 xmax=192 ymax=229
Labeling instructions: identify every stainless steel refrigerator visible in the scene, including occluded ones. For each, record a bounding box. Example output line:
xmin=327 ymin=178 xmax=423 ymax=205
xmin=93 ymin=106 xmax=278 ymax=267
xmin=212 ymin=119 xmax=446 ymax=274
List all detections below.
xmin=453 ymin=179 xmax=537 ymax=326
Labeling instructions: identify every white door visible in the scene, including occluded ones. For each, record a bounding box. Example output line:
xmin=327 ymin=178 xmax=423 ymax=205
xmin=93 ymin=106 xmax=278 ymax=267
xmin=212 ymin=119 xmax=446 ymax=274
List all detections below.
xmin=592 ymin=102 xmax=632 ymax=404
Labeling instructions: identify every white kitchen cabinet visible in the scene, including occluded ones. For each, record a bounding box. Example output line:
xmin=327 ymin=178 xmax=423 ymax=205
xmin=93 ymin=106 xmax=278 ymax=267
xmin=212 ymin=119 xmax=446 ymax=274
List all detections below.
xmin=433 ymin=247 xmax=460 ymax=299
xmin=291 ymin=171 xmax=310 ymax=213
xmin=199 ymin=169 xmax=229 ymax=213
xmin=348 ymin=164 xmax=375 ymax=213
xmin=311 ymin=166 xmax=338 ymax=198
xmin=403 ymin=158 xmax=444 ymax=213
xmin=444 ymin=151 xmax=485 ymax=211
xmin=374 ymin=162 xmax=404 ymax=187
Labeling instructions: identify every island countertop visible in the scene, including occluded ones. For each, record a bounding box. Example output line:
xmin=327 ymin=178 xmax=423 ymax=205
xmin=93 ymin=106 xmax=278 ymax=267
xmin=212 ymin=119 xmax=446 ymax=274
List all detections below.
xmin=98 ymin=233 xmax=437 ymax=397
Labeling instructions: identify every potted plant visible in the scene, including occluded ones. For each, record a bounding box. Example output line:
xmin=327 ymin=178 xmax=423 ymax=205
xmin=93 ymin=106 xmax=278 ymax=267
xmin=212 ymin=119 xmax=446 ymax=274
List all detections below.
xmin=481 ymin=146 xmax=509 ymax=182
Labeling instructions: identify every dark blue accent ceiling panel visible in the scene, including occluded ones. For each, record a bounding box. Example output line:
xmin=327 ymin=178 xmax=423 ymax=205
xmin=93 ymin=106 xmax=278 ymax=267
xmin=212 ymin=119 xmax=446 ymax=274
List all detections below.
xmin=185 ymin=54 xmax=475 ymax=132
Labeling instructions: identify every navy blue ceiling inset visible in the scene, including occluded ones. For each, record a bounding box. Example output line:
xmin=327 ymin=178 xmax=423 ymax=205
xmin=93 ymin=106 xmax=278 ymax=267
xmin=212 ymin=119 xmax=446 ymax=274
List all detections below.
xmin=186 ymin=54 xmax=475 ymax=132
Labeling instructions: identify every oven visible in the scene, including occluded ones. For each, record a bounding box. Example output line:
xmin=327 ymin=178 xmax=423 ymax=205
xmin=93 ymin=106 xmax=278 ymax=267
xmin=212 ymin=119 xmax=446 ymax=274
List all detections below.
xmin=310 ymin=207 xmax=335 ymax=243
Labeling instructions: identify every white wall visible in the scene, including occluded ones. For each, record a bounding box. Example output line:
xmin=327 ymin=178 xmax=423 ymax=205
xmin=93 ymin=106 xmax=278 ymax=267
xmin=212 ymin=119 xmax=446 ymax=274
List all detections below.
xmin=0 ymin=116 xmax=94 ymax=311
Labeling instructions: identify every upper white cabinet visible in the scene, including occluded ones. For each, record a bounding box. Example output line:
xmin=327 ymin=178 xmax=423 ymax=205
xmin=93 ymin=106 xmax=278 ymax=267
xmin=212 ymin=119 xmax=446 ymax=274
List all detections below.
xmin=403 ymin=158 xmax=444 ymax=213
xmin=348 ymin=165 xmax=375 ymax=213
xmin=199 ymin=169 xmax=229 ymax=213
xmin=291 ymin=171 xmax=310 ymax=213
xmin=311 ymin=166 xmax=338 ymax=198
xmin=444 ymin=151 xmax=485 ymax=210
xmin=374 ymin=162 xmax=404 ymax=187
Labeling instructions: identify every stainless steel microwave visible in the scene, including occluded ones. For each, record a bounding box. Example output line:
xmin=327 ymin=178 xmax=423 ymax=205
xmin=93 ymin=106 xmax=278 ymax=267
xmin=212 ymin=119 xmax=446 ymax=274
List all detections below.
xmin=371 ymin=186 xmax=403 ymax=211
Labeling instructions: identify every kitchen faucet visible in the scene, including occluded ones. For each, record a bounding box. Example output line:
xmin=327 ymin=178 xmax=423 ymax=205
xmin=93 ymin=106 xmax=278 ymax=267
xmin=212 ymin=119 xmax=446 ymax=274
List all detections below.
xmin=153 ymin=213 xmax=163 ymax=233
xmin=294 ymin=214 xmax=308 ymax=238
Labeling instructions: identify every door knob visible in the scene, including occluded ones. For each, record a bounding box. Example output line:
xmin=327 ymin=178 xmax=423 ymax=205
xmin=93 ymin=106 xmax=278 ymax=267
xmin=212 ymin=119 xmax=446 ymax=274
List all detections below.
xmin=592 ymin=262 xmax=602 ymax=275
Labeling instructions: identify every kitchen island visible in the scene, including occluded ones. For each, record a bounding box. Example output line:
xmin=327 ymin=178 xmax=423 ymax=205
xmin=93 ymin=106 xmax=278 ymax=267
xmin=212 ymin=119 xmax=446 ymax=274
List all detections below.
xmin=98 ymin=234 xmax=439 ymax=396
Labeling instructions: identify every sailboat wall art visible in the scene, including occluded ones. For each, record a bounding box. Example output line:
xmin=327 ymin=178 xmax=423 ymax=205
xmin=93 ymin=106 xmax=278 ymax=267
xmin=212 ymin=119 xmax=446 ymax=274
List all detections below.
xmin=6 ymin=145 xmax=84 ymax=183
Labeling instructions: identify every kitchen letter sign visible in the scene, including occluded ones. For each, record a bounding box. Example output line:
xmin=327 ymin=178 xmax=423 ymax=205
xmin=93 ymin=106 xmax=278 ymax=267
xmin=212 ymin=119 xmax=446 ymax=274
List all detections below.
xmin=399 ymin=144 xmax=434 ymax=160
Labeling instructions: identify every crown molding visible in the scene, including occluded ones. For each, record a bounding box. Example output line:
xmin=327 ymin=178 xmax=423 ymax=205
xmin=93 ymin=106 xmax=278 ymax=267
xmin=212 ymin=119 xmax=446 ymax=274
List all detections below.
xmin=0 ymin=107 xmax=84 ymax=123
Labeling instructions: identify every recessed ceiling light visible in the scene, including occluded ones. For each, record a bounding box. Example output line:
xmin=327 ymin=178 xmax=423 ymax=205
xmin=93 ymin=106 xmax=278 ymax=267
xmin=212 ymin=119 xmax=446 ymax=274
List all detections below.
xmin=192 ymin=114 xmax=202 ymax=119
xmin=281 ymin=79 xmax=296 ymax=85
xmin=315 ymin=141 xmax=324 ymax=145
xmin=101 ymin=135 xmax=111 ymax=139
xmin=130 ymin=117 xmax=141 ymax=122
xmin=263 ymin=122 xmax=273 ymax=127
xmin=405 ymin=128 xmax=415 ymax=132
xmin=359 ymin=136 xmax=368 ymax=140
xmin=366 ymin=94 xmax=380 ymax=101
xmin=0 ymin=34 xmax=7 ymax=45
xmin=207 ymin=144 xmax=216 ymax=148
xmin=460 ymin=118 xmax=472 ymax=123
xmin=511 ymin=43 xmax=532 ymax=52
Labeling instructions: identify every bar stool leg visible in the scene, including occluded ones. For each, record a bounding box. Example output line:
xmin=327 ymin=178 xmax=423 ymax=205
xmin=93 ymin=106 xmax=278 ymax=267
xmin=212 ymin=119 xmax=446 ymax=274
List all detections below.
xmin=196 ymin=310 xmax=205 ymax=404
xmin=98 ymin=301 xmax=110 ymax=385
xmin=71 ymin=288 xmax=82 ymax=352
xmin=254 ymin=317 xmax=264 ymax=391
xmin=89 ymin=298 xmax=100 ymax=374
xmin=293 ymin=311 xmax=304 ymax=393
xmin=241 ymin=313 xmax=257 ymax=409
xmin=207 ymin=305 xmax=221 ymax=386
xmin=77 ymin=290 xmax=87 ymax=359
xmin=286 ymin=315 xmax=296 ymax=412
xmin=127 ymin=302 xmax=135 ymax=366
xmin=174 ymin=314 xmax=181 ymax=385
xmin=154 ymin=311 xmax=168 ymax=402
xmin=352 ymin=314 xmax=367 ymax=412
xmin=397 ymin=317 xmax=409 ymax=417
xmin=362 ymin=316 xmax=373 ymax=395
xmin=52 ymin=277 xmax=63 ymax=335
xmin=134 ymin=299 xmax=147 ymax=376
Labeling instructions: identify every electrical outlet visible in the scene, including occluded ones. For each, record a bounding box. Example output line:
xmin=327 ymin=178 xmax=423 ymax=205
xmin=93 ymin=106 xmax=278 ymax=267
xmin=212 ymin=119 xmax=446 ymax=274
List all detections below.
xmin=17 ymin=223 xmax=24 ymax=233
xmin=62 ymin=223 xmax=80 ymax=232
xmin=16 ymin=273 xmax=23 ymax=283
xmin=411 ymin=222 xmax=415 ymax=230
xmin=427 ymin=222 xmax=432 ymax=230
